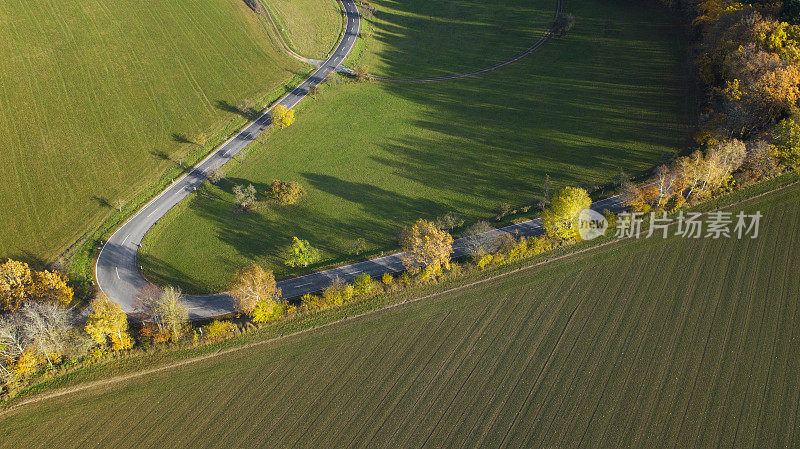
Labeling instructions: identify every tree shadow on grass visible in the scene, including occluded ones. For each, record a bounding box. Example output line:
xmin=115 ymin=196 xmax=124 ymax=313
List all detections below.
xmin=366 ymin=0 xmax=693 ymax=207
xmin=215 ymin=100 xmax=261 ymax=121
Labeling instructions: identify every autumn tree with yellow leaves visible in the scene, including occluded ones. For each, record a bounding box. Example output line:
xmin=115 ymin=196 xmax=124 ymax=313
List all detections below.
xmin=230 ymin=265 xmax=282 ymax=316
xmin=0 ymin=259 xmax=32 ymax=313
xmin=0 ymin=259 xmax=73 ymax=313
xmin=541 ymin=187 xmax=592 ymax=241
xmin=271 ymin=105 xmax=295 ymax=129
xmin=399 ymin=219 xmax=454 ymax=274
xmin=85 ymin=293 xmax=134 ymax=351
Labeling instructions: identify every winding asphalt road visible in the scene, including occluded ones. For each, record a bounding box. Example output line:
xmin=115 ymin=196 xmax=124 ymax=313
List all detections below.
xmin=95 ymin=0 xmax=361 ymax=317
xmin=96 ymin=0 xmax=622 ymax=320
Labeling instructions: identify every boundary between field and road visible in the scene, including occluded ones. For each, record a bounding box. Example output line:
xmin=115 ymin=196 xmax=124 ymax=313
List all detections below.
xmin=6 ymin=174 xmax=798 ymax=415
xmin=94 ymin=0 xmax=363 ymax=317
xmin=258 ymin=0 xmax=345 ymax=65
xmin=94 ymin=0 xmax=567 ymax=320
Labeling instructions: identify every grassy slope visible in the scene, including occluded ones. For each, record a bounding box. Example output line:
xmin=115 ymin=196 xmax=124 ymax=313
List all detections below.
xmin=140 ymin=0 xmax=693 ymax=293
xmin=264 ymin=0 xmax=343 ymax=59
xmin=0 ymin=0 xmax=303 ymax=262
xmin=2 ymin=182 xmax=799 ymax=448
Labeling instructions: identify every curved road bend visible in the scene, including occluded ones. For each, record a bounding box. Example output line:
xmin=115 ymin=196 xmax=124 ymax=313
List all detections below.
xmin=98 ymin=0 xmax=625 ymax=320
xmin=95 ymin=0 xmax=361 ymax=317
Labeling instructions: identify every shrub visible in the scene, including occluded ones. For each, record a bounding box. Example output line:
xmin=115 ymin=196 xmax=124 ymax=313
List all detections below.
xmin=494 ymin=203 xmax=511 ymax=220
xmin=398 ymin=272 xmax=412 ymax=286
xmin=435 ymin=212 xmax=464 ymax=231
xmin=381 ymin=273 xmax=394 ymax=285
xmin=528 ymin=235 xmax=554 ymax=256
xmin=208 ymin=169 xmax=223 ymax=184
xmin=14 ymin=351 xmax=39 ymax=377
xmin=203 ymin=320 xmax=237 ymax=342
xmin=322 ymin=280 xmax=354 ymax=306
xmin=267 ymin=180 xmax=305 ymax=205
xmin=300 ymin=293 xmax=324 ymax=312
xmin=353 ymin=274 xmax=374 ymax=296
xmin=138 ymin=322 xmax=170 ymax=345
xmin=252 ymin=299 xmax=285 ymax=324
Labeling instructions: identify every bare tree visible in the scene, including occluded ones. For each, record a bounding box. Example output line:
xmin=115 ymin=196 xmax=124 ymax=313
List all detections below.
xmin=462 ymin=221 xmax=499 ymax=260
xmin=136 ymin=285 xmax=188 ymax=341
xmin=19 ymin=302 xmax=73 ymax=368
xmin=0 ymin=315 xmax=24 ymax=376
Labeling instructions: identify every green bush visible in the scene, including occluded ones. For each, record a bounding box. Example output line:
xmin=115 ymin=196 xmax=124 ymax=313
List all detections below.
xmin=353 ymin=274 xmax=374 ymax=296
xmin=203 ymin=320 xmax=237 ymax=342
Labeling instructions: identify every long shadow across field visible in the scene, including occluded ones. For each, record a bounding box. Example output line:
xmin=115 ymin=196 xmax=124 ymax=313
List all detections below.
xmin=141 ymin=0 xmax=694 ymax=293
xmin=367 ymin=0 xmax=693 ymax=200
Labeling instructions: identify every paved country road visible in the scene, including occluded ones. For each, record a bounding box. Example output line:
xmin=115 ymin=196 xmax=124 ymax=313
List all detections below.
xmin=96 ymin=0 xmax=617 ymax=320
xmin=95 ymin=0 xmax=361 ymax=317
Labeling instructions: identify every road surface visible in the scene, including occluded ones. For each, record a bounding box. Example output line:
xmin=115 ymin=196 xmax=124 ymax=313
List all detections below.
xmin=95 ymin=0 xmax=361 ymax=318
xmin=96 ymin=0 xmax=613 ymax=321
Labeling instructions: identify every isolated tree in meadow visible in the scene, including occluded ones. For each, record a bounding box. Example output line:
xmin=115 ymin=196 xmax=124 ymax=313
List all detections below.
xmin=285 ymin=237 xmax=322 ymax=268
xmin=112 ymin=199 xmax=126 ymax=212
xmin=435 ymin=212 xmax=464 ymax=231
xmin=0 ymin=259 xmax=32 ymax=313
xmin=267 ymin=180 xmax=305 ymax=205
xmin=399 ymin=219 xmax=454 ymax=274
xmin=230 ymin=265 xmax=281 ymax=315
xmin=773 ymin=118 xmax=800 ymax=169
xmin=85 ymin=293 xmax=133 ymax=351
xmin=348 ymin=237 xmax=367 ymax=255
xmin=541 ymin=187 xmax=591 ymax=240
xmin=271 ymin=105 xmax=295 ymax=128
xmin=233 ymin=184 xmax=257 ymax=210
xmin=353 ymin=65 xmax=369 ymax=82
xmin=30 ymin=270 xmax=73 ymax=306
xmin=208 ymin=169 xmax=223 ymax=184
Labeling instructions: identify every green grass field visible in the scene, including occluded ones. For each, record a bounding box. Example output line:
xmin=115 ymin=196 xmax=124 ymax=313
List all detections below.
xmin=2 ymin=181 xmax=798 ymax=448
xmin=352 ymin=0 xmax=554 ymax=78
xmin=140 ymin=0 xmax=693 ymax=293
xmin=0 ymin=0 xmax=304 ymax=263
xmin=263 ymin=0 xmax=343 ymax=59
